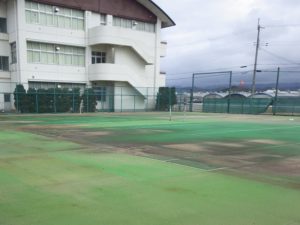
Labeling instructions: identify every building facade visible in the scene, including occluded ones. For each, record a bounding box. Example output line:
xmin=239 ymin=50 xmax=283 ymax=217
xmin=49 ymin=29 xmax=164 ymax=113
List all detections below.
xmin=0 ymin=0 xmax=174 ymax=112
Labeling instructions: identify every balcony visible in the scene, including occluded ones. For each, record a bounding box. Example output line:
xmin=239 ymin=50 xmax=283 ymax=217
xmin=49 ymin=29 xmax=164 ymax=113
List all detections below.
xmin=88 ymin=25 xmax=155 ymax=64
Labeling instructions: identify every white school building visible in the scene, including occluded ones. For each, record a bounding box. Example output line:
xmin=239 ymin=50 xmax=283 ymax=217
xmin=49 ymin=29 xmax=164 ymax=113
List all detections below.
xmin=0 ymin=0 xmax=175 ymax=112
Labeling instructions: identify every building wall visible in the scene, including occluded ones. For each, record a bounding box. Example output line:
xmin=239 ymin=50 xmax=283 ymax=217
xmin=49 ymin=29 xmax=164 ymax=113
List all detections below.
xmin=0 ymin=0 xmax=169 ymax=112
xmin=0 ymin=1 xmax=11 ymax=111
xmin=0 ymin=0 xmax=9 ymax=77
xmin=114 ymin=81 xmax=146 ymax=112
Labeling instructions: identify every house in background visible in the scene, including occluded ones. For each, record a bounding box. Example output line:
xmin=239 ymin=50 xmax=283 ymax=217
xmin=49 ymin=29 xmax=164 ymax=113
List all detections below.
xmin=0 ymin=0 xmax=175 ymax=112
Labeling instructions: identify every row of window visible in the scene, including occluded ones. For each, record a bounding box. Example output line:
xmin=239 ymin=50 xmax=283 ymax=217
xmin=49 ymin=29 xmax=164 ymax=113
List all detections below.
xmin=26 ymin=42 xmax=107 ymax=67
xmin=1 ymin=90 xmax=106 ymax=103
xmin=25 ymin=1 xmax=84 ymax=30
xmin=113 ymin=16 xmax=155 ymax=33
xmin=5 ymin=41 xmax=109 ymax=67
xmin=24 ymin=1 xmax=156 ymax=33
xmin=29 ymin=81 xmax=86 ymax=90
xmin=27 ymin=42 xmax=85 ymax=66
xmin=0 ymin=18 xmax=7 ymax=33
xmin=27 ymin=82 xmax=106 ymax=102
xmin=0 ymin=56 xmax=9 ymax=71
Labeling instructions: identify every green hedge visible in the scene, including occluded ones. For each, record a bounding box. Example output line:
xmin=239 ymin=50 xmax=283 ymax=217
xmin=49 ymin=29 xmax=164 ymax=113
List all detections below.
xmin=13 ymin=85 xmax=83 ymax=113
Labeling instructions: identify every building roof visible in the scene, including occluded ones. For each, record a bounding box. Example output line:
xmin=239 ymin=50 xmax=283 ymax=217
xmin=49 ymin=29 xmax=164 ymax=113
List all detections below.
xmin=30 ymin=0 xmax=175 ymax=28
xmin=137 ymin=0 xmax=175 ymax=28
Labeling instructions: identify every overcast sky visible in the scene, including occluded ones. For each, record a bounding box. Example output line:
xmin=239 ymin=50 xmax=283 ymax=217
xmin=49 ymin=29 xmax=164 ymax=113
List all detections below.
xmin=153 ymin=0 xmax=300 ymax=87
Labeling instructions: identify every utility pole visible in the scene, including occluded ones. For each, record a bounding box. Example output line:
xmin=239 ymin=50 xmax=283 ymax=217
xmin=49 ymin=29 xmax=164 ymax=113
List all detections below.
xmin=273 ymin=67 xmax=280 ymax=115
xmin=252 ymin=18 xmax=263 ymax=94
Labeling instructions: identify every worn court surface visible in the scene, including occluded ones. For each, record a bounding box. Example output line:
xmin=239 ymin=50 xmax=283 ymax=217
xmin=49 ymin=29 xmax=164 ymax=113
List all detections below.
xmin=0 ymin=112 xmax=300 ymax=225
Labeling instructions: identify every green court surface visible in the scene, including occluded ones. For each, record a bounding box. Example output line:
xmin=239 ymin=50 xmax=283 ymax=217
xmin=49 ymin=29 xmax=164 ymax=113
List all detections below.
xmin=0 ymin=112 xmax=300 ymax=225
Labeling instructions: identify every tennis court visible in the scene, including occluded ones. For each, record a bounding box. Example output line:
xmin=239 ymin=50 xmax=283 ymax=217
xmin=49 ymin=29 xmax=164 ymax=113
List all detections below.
xmin=0 ymin=112 xmax=299 ymax=225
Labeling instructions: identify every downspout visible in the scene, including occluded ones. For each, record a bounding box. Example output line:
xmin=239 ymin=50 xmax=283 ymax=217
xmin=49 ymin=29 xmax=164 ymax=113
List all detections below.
xmin=15 ymin=0 xmax=21 ymax=84
xmin=153 ymin=19 xmax=159 ymax=102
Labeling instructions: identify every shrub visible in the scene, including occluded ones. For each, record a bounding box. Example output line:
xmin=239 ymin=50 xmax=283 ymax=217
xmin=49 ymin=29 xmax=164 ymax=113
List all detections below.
xmin=156 ymin=87 xmax=177 ymax=111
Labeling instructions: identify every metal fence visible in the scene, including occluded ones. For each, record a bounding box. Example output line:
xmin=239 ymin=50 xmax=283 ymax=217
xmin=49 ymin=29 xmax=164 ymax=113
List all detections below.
xmin=1 ymin=68 xmax=300 ymax=115
xmin=0 ymin=83 xmax=159 ymax=113
xmin=169 ymin=68 xmax=300 ymax=116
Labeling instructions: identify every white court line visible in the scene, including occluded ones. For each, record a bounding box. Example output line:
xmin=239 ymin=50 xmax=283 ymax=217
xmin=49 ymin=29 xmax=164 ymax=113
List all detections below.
xmin=205 ymin=167 xmax=228 ymax=172
xmin=188 ymin=125 xmax=300 ymax=137
xmin=164 ymin=158 xmax=180 ymax=162
xmin=163 ymin=158 xmax=228 ymax=172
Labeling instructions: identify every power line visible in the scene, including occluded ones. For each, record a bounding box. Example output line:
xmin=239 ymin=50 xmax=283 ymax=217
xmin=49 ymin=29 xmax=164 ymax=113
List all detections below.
xmin=265 ymin=24 xmax=300 ymax=28
xmin=167 ymin=65 xmax=254 ymax=77
xmin=166 ymin=69 xmax=300 ymax=81
xmin=167 ymin=29 xmax=255 ymax=48
xmin=260 ymin=48 xmax=300 ymax=65
xmin=258 ymin=63 xmax=300 ymax=66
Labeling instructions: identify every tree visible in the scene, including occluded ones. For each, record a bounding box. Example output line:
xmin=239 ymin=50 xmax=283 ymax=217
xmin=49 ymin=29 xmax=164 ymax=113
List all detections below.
xmin=156 ymin=87 xmax=177 ymax=111
xmin=13 ymin=84 xmax=28 ymax=113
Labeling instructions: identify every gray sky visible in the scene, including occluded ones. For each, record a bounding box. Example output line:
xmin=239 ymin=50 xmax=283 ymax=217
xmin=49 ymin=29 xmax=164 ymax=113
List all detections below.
xmin=153 ymin=0 xmax=300 ymax=87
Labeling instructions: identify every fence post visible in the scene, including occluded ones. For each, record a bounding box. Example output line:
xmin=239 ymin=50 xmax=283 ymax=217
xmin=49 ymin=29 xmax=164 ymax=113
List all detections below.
xmin=54 ymin=86 xmax=56 ymax=113
xmin=35 ymin=89 xmax=38 ymax=113
xmin=273 ymin=67 xmax=280 ymax=115
xmin=169 ymin=88 xmax=172 ymax=121
xmin=121 ymin=87 xmax=123 ymax=113
xmin=16 ymin=90 xmax=19 ymax=113
xmin=72 ymin=89 xmax=75 ymax=113
xmin=227 ymin=71 xmax=232 ymax=114
xmin=146 ymin=87 xmax=148 ymax=112
xmin=190 ymin=73 xmax=195 ymax=112
xmin=86 ymin=89 xmax=89 ymax=113
xmin=134 ymin=95 xmax=136 ymax=112
xmin=157 ymin=92 xmax=160 ymax=111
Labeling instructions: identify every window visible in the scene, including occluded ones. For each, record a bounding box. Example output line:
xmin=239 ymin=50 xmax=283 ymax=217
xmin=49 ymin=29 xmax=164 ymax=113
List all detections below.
xmin=100 ymin=14 xmax=107 ymax=25
xmin=94 ymin=87 xmax=106 ymax=101
xmin=29 ymin=81 xmax=85 ymax=90
xmin=92 ymin=52 xmax=106 ymax=64
xmin=0 ymin=56 xmax=9 ymax=71
xmin=0 ymin=18 xmax=7 ymax=33
xmin=27 ymin=41 xmax=85 ymax=67
xmin=113 ymin=16 xmax=155 ymax=33
xmin=4 ymin=94 xmax=11 ymax=103
xmin=11 ymin=42 xmax=17 ymax=64
xmin=25 ymin=1 xmax=85 ymax=30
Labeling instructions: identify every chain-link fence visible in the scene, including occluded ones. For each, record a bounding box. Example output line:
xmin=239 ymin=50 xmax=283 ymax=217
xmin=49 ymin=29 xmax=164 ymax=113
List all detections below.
xmin=1 ymin=69 xmax=299 ymax=115
xmin=166 ymin=68 xmax=300 ymax=116
xmin=0 ymin=83 xmax=160 ymax=113
xmin=184 ymin=69 xmax=300 ymax=116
